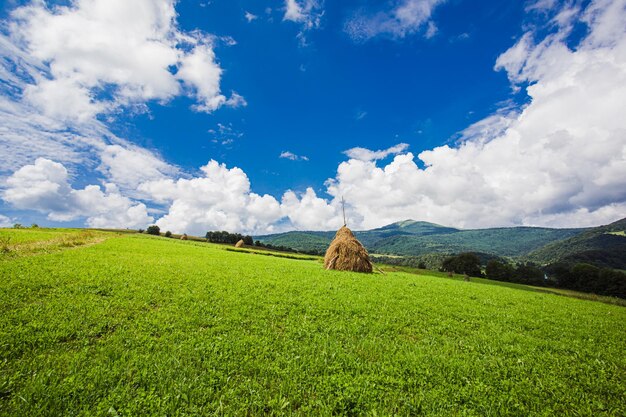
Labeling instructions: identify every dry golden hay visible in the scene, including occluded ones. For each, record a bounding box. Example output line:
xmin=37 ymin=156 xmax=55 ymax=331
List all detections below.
xmin=180 ymin=234 xmax=188 ymax=241
xmin=235 ymin=239 xmax=245 ymax=248
xmin=324 ymin=226 xmax=373 ymax=273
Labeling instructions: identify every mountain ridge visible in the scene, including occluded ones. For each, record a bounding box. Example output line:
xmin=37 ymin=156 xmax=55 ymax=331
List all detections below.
xmin=256 ymin=219 xmax=591 ymax=259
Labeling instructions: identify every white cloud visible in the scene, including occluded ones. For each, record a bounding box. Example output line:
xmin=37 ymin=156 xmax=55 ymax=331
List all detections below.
xmin=138 ymin=160 xmax=284 ymax=235
xmin=279 ymin=151 xmax=309 ymax=161
xmin=208 ymin=123 xmax=244 ymax=146
xmin=3 ymin=158 xmax=152 ymax=228
xmin=283 ymin=0 xmax=324 ymax=44
xmin=0 ymin=214 xmax=14 ymax=228
xmin=281 ymin=188 xmax=341 ymax=230
xmin=8 ymin=0 xmax=240 ymax=119
xmin=343 ymin=143 xmax=409 ymax=161
xmin=98 ymin=145 xmax=178 ymax=190
xmin=245 ymin=11 xmax=258 ymax=22
xmin=345 ymin=0 xmax=446 ymax=42
xmin=314 ymin=0 xmax=626 ymax=229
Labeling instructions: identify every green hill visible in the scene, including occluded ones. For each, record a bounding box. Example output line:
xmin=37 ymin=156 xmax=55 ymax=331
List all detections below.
xmin=527 ymin=217 xmax=626 ymax=268
xmin=257 ymin=220 xmax=585 ymax=258
xmin=1 ymin=228 xmax=624 ymax=415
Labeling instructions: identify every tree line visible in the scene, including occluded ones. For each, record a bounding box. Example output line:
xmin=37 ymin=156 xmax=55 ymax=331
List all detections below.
xmin=205 ymin=231 xmax=253 ymax=245
xmin=440 ymin=253 xmax=625 ymax=298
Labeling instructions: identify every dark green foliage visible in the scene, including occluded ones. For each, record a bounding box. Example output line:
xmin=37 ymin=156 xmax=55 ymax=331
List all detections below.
xmin=528 ymin=217 xmax=626 ymax=269
xmin=441 ymin=253 xmax=482 ymax=277
xmin=137 ymin=228 xmax=145 ymax=234
xmin=146 ymin=225 xmax=160 ymax=236
xmin=164 ymin=231 xmax=172 ymax=238
xmin=486 ymin=260 xmax=515 ymax=282
xmin=546 ymin=262 xmax=626 ymax=298
xmin=12 ymin=223 xmax=23 ymax=229
xmin=512 ymin=263 xmax=545 ymax=286
xmin=205 ymin=230 xmax=252 ymax=244
xmin=30 ymin=223 xmax=39 ymax=228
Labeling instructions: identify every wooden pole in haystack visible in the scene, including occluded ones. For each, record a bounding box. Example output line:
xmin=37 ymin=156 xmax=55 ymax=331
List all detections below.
xmin=323 ymin=196 xmax=373 ymax=273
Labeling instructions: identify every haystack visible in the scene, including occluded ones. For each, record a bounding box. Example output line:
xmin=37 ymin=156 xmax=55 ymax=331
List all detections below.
xmin=180 ymin=233 xmax=188 ymax=241
xmin=235 ymin=239 xmax=245 ymax=248
xmin=324 ymin=226 xmax=372 ymax=273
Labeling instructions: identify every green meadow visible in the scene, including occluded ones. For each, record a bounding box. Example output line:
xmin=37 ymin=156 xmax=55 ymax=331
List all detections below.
xmin=1 ymin=229 xmax=625 ymax=416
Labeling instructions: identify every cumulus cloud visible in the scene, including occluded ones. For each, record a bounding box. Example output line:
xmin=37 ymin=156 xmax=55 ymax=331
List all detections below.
xmin=8 ymin=0 xmax=240 ymax=119
xmin=345 ymin=0 xmax=445 ymax=42
xmin=313 ymin=0 xmax=626 ymax=229
xmin=343 ymin=143 xmax=409 ymax=161
xmin=3 ymin=158 xmax=152 ymax=228
xmin=279 ymin=151 xmax=309 ymax=161
xmin=281 ymin=188 xmax=342 ymax=230
xmin=138 ymin=160 xmax=284 ymax=235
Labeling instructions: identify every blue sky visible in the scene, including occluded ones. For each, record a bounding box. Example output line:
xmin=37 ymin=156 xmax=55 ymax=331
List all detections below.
xmin=132 ymin=0 xmax=525 ymax=196
xmin=1 ymin=0 xmax=625 ymax=234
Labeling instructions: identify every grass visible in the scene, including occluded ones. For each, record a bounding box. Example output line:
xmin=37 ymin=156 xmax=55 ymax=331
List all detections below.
xmin=382 ymin=265 xmax=626 ymax=307
xmin=0 ymin=229 xmax=625 ymax=416
xmin=0 ymin=229 xmax=109 ymax=259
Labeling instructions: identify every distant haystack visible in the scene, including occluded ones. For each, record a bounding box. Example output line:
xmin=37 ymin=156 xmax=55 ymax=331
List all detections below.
xmin=180 ymin=234 xmax=188 ymax=241
xmin=235 ymin=239 xmax=245 ymax=248
xmin=324 ymin=226 xmax=372 ymax=273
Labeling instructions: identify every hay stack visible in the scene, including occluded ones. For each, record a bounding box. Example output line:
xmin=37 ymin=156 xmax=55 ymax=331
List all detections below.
xmin=324 ymin=226 xmax=373 ymax=273
xmin=235 ymin=239 xmax=245 ymax=248
xmin=180 ymin=234 xmax=188 ymax=241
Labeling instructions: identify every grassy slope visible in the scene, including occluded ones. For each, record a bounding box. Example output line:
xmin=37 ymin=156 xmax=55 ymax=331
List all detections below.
xmin=1 ymin=230 xmax=625 ymax=416
xmin=527 ymin=218 xmax=626 ymax=268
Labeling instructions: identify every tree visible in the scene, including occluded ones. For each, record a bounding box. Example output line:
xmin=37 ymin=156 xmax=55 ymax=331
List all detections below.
xmin=165 ymin=231 xmax=172 ymax=238
xmin=486 ymin=260 xmax=514 ymax=281
xmin=442 ymin=253 xmax=482 ymax=277
xmin=513 ymin=263 xmax=545 ymax=286
xmin=244 ymin=235 xmax=253 ymax=245
xmin=146 ymin=225 xmax=161 ymax=236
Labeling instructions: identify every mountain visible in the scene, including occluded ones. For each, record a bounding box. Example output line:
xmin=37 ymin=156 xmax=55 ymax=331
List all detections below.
xmin=527 ymin=217 xmax=626 ymax=269
xmin=256 ymin=220 xmax=586 ymax=259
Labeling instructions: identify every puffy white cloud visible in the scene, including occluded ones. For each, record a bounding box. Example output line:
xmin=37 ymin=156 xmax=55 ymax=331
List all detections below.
xmin=279 ymin=151 xmax=309 ymax=161
xmin=138 ymin=160 xmax=284 ymax=235
xmin=314 ymin=0 xmax=626 ymax=229
xmin=281 ymin=188 xmax=342 ymax=230
xmin=0 ymin=214 xmax=14 ymax=228
xmin=8 ymin=0 xmax=240 ymax=119
xmin=2 ymin=158 xmax=152 ymax=228
xmin=345 ymin=0 xmax=445 ymax=42
xmin=343 ymin=143 xmax=409 ymax=161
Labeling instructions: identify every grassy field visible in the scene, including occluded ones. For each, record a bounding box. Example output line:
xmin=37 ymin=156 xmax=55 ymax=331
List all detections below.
xmin=1 ymin=229 xmax=625 ymax=416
